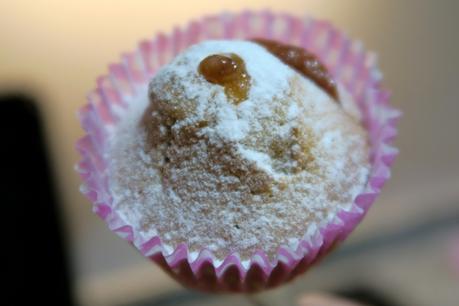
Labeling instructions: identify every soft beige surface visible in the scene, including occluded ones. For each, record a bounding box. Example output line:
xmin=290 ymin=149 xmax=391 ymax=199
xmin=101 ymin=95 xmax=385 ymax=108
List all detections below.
xmin=1 ymin=1 xmax=459 ymax=305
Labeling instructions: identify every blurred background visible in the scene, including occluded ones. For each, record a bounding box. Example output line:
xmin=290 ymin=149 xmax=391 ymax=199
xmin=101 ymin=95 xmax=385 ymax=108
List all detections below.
xmin=2 ymin=0 xmax=459 ymax=305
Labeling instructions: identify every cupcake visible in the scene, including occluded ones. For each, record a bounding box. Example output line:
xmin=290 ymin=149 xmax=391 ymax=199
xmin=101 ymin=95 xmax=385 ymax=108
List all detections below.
xmin=77 ymin=11 xmax=400 ymax=292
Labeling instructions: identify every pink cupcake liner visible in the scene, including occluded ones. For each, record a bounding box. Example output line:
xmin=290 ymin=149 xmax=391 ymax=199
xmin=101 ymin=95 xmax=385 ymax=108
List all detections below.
xmin=76 ymin=10 xmax=401 ymax=293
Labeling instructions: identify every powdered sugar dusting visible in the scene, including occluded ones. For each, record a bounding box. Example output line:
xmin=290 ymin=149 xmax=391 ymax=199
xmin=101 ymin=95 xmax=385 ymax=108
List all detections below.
xmin=108 ymin=40 xmax=370 ymax=262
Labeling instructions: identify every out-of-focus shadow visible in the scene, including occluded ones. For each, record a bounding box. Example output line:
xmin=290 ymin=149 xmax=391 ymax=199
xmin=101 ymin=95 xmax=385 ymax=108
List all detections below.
xmin=1 ymin=92 xmax=74 ymax=306
xmin=335 ymin=286 xmax=402 ymax=306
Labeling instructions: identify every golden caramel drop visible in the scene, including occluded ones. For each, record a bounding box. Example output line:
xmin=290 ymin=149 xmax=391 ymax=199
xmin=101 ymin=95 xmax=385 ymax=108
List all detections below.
xmin=252 ymin=38 xmax=338 ymax=101
xmin=198 ymin=53 xmax=251 ymax=104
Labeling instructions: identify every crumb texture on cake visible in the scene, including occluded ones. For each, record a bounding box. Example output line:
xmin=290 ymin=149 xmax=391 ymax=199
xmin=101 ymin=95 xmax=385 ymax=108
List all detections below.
xmin=108 ymin=40 xmax=370 ymax=261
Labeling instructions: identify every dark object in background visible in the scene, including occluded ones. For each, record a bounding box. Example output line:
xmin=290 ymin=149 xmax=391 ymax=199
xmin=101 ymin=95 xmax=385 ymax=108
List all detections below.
xmin=1 ymin=93 xmax=74 ymax=306
xmin=336 ymin=286 xmax=402 ymax=306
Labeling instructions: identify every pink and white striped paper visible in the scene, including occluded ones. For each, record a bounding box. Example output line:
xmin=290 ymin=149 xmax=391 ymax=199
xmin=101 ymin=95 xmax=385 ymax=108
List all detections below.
xmin=76 ymin=10 xmax=401 ymax=292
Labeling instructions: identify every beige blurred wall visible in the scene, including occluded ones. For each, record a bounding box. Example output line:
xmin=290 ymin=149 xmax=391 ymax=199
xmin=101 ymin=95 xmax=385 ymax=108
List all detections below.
xmin=1 ymin=1 xmax=459 ymax=305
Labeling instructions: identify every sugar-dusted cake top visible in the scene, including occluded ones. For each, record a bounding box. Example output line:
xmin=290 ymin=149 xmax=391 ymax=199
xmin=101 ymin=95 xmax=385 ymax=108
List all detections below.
xmin=108 ymin=40 xmax=370 ymax=263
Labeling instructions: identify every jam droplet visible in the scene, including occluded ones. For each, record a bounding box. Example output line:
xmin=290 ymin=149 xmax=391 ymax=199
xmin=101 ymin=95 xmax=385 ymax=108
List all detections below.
xmin=252 ymin=38 xmax=338 ymax=101
xmin=198 ymin=53 xmax=250 ymax=104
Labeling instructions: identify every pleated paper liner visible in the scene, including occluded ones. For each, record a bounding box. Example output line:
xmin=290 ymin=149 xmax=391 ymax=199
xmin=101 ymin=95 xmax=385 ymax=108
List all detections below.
xmin=76 ymin=10 xmax=400 ymax=293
